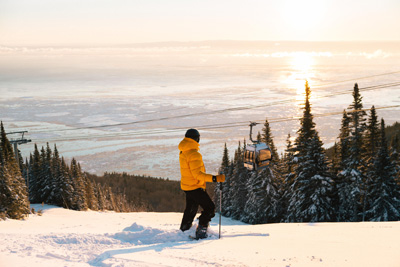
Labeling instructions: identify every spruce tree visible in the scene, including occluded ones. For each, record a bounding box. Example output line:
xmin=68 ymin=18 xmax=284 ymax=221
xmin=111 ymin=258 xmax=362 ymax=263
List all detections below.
xmin=365 ymin=119 xmax=400 ymax=221
xmin=0 ymin=122 xmax=30 ymax=219
xmin=95 ymin=183 xmax=106 ymax=210
xmin=256 ymin=131 xmax=262 ymax=142
xmin=281 ymin=133 xmax=296 ymax=222
xmin=60 ymin=157 xmax=74 ymax=209
xmin=215 ymin=143 xmax=230 ymax=212
xmin=70 ymin=158 xmax=88 ymax=210
xmin=362 ymin=106 xmax=380 ymax=220
xmin=337 ymin=83 xmax=367 ymax=221
xmin=335 ymin=110 xmax=351 ymax=221
xmin=389 ymin=134 xmax=400 ymax=185
xmin=221 ymin=143 xmax=230 ymax=170
xmin=29 ymin=144 xmax=42 ymax=203
xmin=37 ymin=144 xmax=53 ymax=203
xmin=84 ymin=176 xmax=98 ymax=210
xmin=287 ymin=81 xmax=334 ymax=222
xmin=49 ymin=145 xmax=62 ymax=205
xmin=243 ymin=167 xmax=280 ymax=224
xmin=242 ymin=171 xmax=262 ymax=224
xmin=261 ymin=118 xmax=279 ymax=161
xmin=365 ymin=106 xmax=380 ymax=159
xmin=230 ymin=143 xmax=249 ymax=221
xmin=338 ymin=110 xmax=351 ymax=168
xmin=105 ymin=186 xmax=117 ymax=210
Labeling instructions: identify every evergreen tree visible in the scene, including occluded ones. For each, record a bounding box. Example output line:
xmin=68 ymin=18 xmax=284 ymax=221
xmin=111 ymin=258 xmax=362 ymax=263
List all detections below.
xmin=256 ymin=131 xmax=262 ymax=142
xmin=230 ymin=143 xmax=249 ymax=220
xmin=221 ymin=143 xmax=230 ymax=170
xmin=334 ymin=110 xmax=351 ymax=221
xmin=37 ymin=144 xmax=53 ymax=203
xmin=95 ymin=183 xmax=107 ymax=210
xmin=60 ymin=157 xmax=74 ymax=209
xmin=287 ymin=81 xmax=334 ymax=222
xmin=329 ymin=142 xmax=340 ymax=177
xmin=214 ymin=143 xmax=230 ymax=215
xmin=389 ymin=134 xmax=400 ymax=185
xmin=365 ymin=106 xmax=380 ymax=159
xmin=261 ymin=118 xmax=279 ymax=161
xmin=365 ymin=119 xmax=400 ymax=221
xmin=338 ymin=110 xmax=351 ymax=168
xmin=48 ymin=145 xmax=62 ymax=206
xmin=362 ymin=106 xmax=380 ymax=220
xmin=281 ymin=133 xmax=296 ymax=222
xmin=70 ymin=158 xmax=88 ymax=210
xmin=0 ymin=122 xmax=30 ymax=219
xmin=243 ymin=167 xmax=280 ymax=224
xmin=390 ymin=133 xmax=400 ymax=154
xmin=104 ymin=186 xmax=117 ymax=210
xmin=337 ymin=83 xmax=367 ymax=221
xmin=221 ymin=153 xmax=235 ymax=217
xmin=329 ymin=142 xmax=341 ymax=220
xmin=84 ymin=176 xmax=98 ymax=210
xmin=29 ymin=144 xmax=42 ymax=203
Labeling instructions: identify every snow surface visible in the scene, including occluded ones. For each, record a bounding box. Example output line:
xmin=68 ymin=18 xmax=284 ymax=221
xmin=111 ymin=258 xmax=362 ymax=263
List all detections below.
xmin=1 ymin=204 xmax=400 ymax=267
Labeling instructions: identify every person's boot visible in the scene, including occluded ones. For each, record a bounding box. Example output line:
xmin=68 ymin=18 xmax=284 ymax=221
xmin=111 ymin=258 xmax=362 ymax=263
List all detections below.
xmin=195 ymin=224 xmax=208 ymax=239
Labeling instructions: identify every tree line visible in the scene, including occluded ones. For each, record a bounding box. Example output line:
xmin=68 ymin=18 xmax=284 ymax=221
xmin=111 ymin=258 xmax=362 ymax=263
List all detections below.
xmin=215 ymin=82 xmax=400 ymax=223
xmin=87 ymin=172 xmax=185 ymax=212
xmin=25 ymin=143 xmax=143 ymax=213
xmin=0 ymin=125 xmax=145 ymax=220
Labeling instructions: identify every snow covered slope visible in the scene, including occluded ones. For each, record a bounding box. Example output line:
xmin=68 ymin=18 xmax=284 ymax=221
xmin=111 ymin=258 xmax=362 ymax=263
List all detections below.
xmin=1 ymin=204 xmax=400 ymax=267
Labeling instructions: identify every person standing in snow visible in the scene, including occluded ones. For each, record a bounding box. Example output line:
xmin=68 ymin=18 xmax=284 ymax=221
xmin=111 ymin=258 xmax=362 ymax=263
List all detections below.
xmin=178 ymin=128 xmax=225 ymax=239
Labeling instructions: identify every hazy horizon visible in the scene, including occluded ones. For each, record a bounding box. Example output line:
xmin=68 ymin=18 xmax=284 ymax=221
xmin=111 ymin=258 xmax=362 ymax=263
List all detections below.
xmin=2 ymin=0 xmax=399 ymax=46
xmin=2 ymin=40 xmax=400 ymax=47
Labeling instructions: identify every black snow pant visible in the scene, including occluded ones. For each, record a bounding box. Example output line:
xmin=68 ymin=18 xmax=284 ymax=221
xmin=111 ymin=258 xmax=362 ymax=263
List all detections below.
xmin=180 ymin=188 xmax=215 ymax=231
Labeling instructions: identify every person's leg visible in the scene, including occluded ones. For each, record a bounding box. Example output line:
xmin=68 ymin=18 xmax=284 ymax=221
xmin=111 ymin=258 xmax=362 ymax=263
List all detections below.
xmin=192 ymin=189 xmax=215 ymax=239
xmin=180 ymin=190 xmax=199 ymax=232
xmin=196 ymin=189 xmax=215 ymax=227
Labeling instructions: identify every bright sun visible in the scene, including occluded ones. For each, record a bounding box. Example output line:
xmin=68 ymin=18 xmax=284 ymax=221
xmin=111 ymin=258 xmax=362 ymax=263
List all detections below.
xmin=280 ymin=0 xmax=328 ymax=32
xmin=283 ymin=52 xmax=316 ymax=101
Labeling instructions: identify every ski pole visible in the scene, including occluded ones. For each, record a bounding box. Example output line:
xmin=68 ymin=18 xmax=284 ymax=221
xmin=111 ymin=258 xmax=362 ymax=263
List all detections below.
xmin=219 ymin=182 xmax=222 ymax=239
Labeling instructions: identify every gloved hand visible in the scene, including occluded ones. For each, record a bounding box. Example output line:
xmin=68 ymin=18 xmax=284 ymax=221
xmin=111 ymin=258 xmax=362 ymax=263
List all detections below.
xmin=216 ymin=174 xmax=225 ymax=182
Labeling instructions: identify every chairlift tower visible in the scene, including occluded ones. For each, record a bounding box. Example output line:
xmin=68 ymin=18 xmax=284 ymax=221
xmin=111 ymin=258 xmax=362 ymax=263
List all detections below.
xmin=6 ymin=131 xmax=32 ymax=164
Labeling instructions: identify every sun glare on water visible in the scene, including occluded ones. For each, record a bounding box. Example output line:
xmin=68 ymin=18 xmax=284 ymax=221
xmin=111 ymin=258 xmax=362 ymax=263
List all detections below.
xmin=283 ymin=52 xmax=316 ymax=101
xmin=278 ymin=0 xmax=328 ymax=100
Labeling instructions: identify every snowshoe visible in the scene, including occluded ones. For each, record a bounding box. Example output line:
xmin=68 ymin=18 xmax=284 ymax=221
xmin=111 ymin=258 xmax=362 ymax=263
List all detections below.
xmin=195 ymin=225 xmax=208 ymax=240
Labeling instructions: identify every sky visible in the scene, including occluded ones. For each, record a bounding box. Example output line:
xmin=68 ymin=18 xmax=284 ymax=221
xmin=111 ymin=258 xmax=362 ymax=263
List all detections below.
xmin=1 ymin=0 xmax=400 ymax=46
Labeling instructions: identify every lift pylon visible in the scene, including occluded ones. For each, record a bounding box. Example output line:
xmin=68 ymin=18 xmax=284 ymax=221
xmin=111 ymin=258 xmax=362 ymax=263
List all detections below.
xmin=6 ymin=131 xmax=32 ymax=163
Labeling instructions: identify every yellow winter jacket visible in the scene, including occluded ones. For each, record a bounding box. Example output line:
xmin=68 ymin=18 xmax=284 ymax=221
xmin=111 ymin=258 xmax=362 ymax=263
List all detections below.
xmin=179 ymin=137 xmax=214 ymax=191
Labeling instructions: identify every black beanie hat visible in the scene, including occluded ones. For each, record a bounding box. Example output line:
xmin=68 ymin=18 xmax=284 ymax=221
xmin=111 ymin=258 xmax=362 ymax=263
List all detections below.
xmin=185 ymin=128 xmax=200 ymax=143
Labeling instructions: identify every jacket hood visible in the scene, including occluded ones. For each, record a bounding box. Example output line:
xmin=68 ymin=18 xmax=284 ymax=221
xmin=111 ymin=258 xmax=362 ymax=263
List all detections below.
xmin=179 ymin=137 xmax=199 ymax=152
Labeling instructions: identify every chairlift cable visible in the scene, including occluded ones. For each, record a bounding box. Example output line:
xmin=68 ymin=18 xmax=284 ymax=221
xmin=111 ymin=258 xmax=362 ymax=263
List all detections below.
xmin=28 ymin=81 xmax=400 ymax=135
xmin=312 ymin=71 xmax=400 ymax=88
xmin=38 ymin=104 xmax=400 ymax=143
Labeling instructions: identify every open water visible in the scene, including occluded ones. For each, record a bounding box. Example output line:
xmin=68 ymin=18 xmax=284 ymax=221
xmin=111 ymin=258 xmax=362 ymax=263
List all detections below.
xmin=1 ymin=41 xmax=399 ymax=179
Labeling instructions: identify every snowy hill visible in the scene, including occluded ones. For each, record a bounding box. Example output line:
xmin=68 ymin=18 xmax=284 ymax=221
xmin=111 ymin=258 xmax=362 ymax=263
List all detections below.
xmin=1 ymin=204 xmax=400 ymax=267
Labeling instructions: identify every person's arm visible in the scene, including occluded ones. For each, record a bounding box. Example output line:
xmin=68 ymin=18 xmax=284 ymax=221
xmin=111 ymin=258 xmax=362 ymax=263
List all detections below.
xmin=189 ymin=151 xmax=225 ymax=182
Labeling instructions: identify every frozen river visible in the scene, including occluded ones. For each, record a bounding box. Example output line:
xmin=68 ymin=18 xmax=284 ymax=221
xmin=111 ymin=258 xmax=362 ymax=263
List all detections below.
xmin=1 ymin=41 xmax=400 ymax=179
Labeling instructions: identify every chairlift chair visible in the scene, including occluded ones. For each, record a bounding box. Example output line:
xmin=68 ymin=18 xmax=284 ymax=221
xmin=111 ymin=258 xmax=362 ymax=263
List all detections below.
xmin=243 ymin=122 xmax=272 ymax=171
